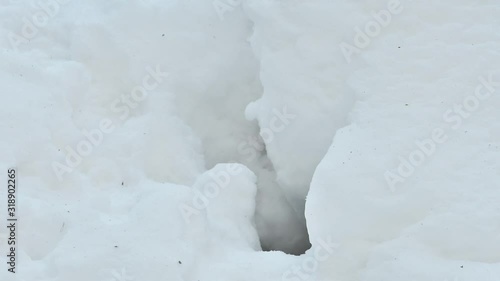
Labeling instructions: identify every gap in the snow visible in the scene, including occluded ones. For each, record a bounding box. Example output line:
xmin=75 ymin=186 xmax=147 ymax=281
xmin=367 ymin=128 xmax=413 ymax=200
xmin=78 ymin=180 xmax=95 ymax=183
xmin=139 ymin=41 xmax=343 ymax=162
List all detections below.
xmin=250 ymin=135 xmax=312 ymax=256
xmin=256 ymin=178 xmax=312 ymax=255
xmin=260 ymin=227 xmax=311 ymax=255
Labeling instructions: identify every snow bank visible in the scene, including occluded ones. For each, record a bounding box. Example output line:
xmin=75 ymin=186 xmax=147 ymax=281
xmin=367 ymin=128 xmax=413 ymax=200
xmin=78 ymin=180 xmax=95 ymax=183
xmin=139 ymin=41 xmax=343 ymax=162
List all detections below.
xmin=0 ymin=0 xmax=499 ymax=281
xmin=305 ymin=1 xmax=500 ymax=280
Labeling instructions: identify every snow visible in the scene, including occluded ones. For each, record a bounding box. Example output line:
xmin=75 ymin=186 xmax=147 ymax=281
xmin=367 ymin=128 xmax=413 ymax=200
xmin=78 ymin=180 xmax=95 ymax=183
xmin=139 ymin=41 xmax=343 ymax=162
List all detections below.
xmin=0 ymin=0 xmax=499 ymax=280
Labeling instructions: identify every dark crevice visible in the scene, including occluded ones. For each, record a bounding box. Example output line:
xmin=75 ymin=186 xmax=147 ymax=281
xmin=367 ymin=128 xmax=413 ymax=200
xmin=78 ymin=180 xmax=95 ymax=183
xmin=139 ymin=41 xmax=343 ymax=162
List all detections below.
xmin=250 ymin=134 xmax=311 ymax=256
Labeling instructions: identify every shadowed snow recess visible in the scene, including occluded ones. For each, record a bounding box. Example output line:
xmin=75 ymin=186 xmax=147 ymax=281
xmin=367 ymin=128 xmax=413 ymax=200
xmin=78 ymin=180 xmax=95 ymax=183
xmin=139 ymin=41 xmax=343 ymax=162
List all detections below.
xmin=0 ymin=0 xmax=500 ymax=281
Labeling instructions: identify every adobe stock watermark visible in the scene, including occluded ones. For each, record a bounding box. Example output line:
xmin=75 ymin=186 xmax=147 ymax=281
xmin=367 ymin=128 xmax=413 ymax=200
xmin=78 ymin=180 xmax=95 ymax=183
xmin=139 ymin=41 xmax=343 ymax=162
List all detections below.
xmin=51 ymin=65 xmax=169 ymax=181
xmin=213 ymin=0 xmax=241 ymax=20
xmin=339 ymin=0 xmax=404 ymax=63
xmin=8 ymin=0 xmax=71 ymax=51
xmin=282 ymin=236 xmax=339 ymax=281
xmin=385 ymin=73 xmax=499 ymax=191
xmin=179 ymin=163 xmax=244 ymax=223
xmin=237 ymin=106 xmax=297 ymax=163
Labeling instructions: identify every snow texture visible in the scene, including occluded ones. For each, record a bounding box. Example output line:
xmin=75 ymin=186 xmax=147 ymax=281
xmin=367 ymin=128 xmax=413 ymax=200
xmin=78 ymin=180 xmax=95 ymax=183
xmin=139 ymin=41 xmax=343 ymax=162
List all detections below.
xmin=0 ymin=0 xmax=499 ymax=281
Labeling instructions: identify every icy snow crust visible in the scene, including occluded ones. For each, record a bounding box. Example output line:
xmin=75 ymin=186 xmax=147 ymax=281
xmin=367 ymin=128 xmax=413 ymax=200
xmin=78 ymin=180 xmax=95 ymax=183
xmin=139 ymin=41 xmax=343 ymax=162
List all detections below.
xmin=0 ymin=0 xmax=500 ymax=280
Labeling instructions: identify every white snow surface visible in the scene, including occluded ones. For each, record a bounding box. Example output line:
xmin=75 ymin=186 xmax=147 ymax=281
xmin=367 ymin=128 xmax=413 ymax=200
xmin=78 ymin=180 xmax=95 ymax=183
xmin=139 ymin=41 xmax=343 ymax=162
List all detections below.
xmin=0 ymin=0 xmax=500 ymax=281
